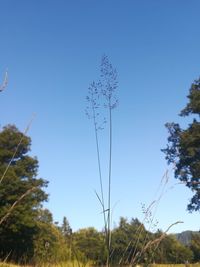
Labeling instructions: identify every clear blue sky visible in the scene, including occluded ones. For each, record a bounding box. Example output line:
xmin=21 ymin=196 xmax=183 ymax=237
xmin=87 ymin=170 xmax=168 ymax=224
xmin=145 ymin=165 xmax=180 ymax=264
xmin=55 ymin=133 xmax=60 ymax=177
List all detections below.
xmin=0 ymin=0 xmax=200 ymax=233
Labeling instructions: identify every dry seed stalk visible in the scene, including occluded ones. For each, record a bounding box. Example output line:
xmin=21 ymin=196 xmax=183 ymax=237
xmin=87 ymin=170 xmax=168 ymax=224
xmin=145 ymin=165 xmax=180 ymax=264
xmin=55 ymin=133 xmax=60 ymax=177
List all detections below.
xmin=0 ymin=186 xmax=37 ymax=225
xmin=0 ymin=70 xmax=8 ymax=92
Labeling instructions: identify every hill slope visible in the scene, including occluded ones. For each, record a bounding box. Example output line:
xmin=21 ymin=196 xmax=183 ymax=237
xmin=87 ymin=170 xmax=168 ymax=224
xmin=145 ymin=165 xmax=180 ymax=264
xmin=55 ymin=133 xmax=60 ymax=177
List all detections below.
xmin=174 ymin=230 xmax=200 ymax=245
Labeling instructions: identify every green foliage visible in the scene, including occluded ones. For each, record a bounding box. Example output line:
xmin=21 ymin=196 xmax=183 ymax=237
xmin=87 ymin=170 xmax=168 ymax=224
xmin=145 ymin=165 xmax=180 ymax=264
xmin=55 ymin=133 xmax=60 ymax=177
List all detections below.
xmin=73 ymin=227 xmax=106 ymax=265
xmin=61 ymin=216 xmax=72 ymax=242
xmin=162 ymin=77 xmax=200 ymax=211
xmin=0 ymin=125 xmax=48 ymax=262
xmin=180 ymin=79 xmax=200 ymax=116
xmin=111 ymin=217 xmax=143 ymax=264
xmin=0 ymin=125 xmax=72 ymax=265
xmin=33 ymin=220 xmax=70 ymax=264
xmin=111 ymin=217 xmax=161 ymax=265
xmin=154 ymin=234 xmax=193 ymax=264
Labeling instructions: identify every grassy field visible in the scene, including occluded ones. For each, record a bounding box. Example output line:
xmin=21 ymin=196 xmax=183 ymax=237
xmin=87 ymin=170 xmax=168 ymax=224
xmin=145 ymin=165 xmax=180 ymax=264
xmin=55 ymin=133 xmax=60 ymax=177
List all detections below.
xmin=1 ymin=263 xmax=200 ymax=267
xmin=1 ymin=264 xmax=95 ymax=267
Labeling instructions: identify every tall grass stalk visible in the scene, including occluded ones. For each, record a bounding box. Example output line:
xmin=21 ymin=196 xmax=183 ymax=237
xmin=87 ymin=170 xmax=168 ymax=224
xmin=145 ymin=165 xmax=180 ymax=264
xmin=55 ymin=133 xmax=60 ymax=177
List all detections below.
xmin=86 ymin=81 xmax=107 ymax=238
xmin=101 ymin=55 xmax=118 ymax=267
xmin=86 ymin=55 xmax=118 ymax=267
xmin=107 ymin=102 xmax=112 ymax=262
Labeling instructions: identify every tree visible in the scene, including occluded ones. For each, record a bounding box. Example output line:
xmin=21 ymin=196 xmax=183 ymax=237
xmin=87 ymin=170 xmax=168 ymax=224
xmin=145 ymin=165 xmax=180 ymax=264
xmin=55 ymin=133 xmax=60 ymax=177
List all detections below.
xmin=33 ymin=211 xmax=70 ymax=265
xmin=154 ymin=234 xmax=193 ymax=264
xmin=0 ymin=125 xmax=48 ymax=262
xmin=111 ymin=217 xmax=150 ymax=265
xmin=190 ymin=232 xmax=200 ymax=262
xmin=73 ymin=227 xmax=106 ymax=265
xmin=61 ymin=216 xmax=72 ymax=241
xmin=162 ymin=77 xmax=200 ymax=211
xmin=61 ymin=216 xmax=72 ymax=261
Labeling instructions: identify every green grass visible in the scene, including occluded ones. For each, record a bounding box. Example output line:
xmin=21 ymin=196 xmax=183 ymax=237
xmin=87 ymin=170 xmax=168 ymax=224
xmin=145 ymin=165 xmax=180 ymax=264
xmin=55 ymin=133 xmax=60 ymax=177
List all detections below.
xmin=0 ymin=261 xmax=91 ymax=267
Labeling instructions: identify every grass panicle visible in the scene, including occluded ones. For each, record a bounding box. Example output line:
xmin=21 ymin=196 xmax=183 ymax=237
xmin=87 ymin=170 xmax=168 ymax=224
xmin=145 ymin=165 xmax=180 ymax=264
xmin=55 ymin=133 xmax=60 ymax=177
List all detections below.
xmin=86 ymin=55 xmax=118 ymax=267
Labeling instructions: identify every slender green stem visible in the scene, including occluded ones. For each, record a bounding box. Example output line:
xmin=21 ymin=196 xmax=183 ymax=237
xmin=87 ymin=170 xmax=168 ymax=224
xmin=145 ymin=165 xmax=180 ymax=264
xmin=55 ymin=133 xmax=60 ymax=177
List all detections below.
xmin=91 ymin=92 xmax=107 ymax=238
xmin=94 ymin=114 xmax=107 ymax=234
xmin=107 ymin=102 xmax=112 ymax=267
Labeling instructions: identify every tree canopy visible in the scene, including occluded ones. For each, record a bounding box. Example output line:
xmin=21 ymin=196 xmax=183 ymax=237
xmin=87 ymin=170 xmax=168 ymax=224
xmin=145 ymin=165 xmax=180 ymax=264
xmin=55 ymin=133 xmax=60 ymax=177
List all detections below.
xmin=162 ymin=77 xmax=200 ymax=211
xmin=0 ymin=125 xmax=48 ymax=262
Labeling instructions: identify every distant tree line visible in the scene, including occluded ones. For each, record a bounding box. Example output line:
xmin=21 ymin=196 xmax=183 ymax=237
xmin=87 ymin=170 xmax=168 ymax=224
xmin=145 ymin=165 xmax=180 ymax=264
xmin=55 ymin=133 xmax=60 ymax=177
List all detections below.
xmin=0 ymin=127 xmax=199 ymax=265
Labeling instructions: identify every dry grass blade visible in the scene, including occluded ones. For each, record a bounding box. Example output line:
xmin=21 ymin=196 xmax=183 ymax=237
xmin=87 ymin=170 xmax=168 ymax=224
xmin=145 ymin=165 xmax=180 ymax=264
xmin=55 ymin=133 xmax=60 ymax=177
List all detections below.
xmin=143 ymin=221 xmax=184 ymax=252
xmin=120 ymin=201 xmax=157 ymax=265
xmin=131 ymin=170 xmax=172 ymax=265
xmin=0 ymin=186 xmax=37 ymax=225
xmin=2 ymin=251 xmax=12 ymax=264
xmin=131 ymin=221 xmax=184 ymax=265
